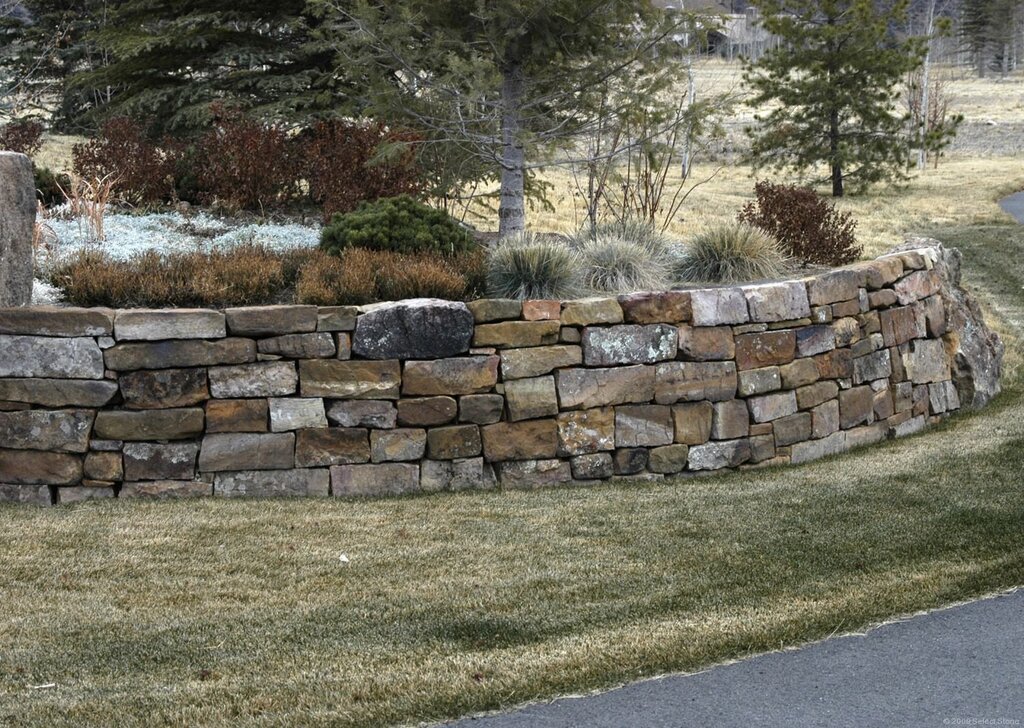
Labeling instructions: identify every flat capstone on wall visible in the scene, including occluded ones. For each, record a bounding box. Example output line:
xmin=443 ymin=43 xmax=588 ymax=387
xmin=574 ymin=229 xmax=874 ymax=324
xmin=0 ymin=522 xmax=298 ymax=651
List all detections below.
xmin=0 ymin=244 xmax=1004 ymax=505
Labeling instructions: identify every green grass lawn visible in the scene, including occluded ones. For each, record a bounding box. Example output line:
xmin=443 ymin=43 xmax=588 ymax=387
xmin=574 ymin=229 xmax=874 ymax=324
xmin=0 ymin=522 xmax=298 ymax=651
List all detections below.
xmin=2 ymin=222 xmax=1023 ymax=727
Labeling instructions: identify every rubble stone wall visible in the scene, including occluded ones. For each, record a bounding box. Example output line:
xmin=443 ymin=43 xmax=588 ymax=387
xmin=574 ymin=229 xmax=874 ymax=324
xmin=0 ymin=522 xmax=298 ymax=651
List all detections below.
xmin=0 ymin=245 xmax=999 ymax=505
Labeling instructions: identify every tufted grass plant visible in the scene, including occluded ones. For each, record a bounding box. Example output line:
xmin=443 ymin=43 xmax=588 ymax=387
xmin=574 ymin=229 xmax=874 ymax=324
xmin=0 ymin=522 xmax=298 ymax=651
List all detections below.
xmin=677 ymin=222 xmax=788 ymax=284
xmin=486 ymin=232 xmax=581 ymax=300
xmin=576 ymin=234 xmax=675 ymax=294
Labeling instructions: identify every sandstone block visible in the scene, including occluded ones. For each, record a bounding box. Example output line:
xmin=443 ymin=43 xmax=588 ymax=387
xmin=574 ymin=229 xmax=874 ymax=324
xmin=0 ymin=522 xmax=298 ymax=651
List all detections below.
xmin=123 ymin=442 xmax=199 ymax=481
xmin=482 ymin=419 xmax=558 ymax=461
xmin=560 ymin=298 xmax=623 ymax=326
xmin=737 ymin=366 xmax=781 ymax=397
xmin=0 ymin=335 xmax=104 ymax=379
xmin=556 ymin=407 xmax=615 ymax=456
xmin=839 ymin=385 xmax=874 ymax=429
xmin=0 ymin=306 xmax=113 ymax=337
xmin=316 ymin=306 xmax=359 ymax=332
xmin=421 ymin=457 xmax=495 ymax=491
xmin=558 ymin=365 xmax=657 ymax=409
xmin=921 ymin=295 xmax=946 ymax=337
xmin=645 ymin=444 xmax=688 ymax=474
xmin=929 ymin=380 xmax=960 ymax=414
xmin=331 ymin=463 xmax=418 ymax=497
xmin=295 ymin=428 xmax=370 ymax=467
xmin=500 ymin=345 xmax=582 ymax=380
xmin=846 ymin=422 xmax=888 ymax=449
xmin=269 ymin=398 xmax=327 ymax=431
xmin=571 ymin=453 xmax=613 ymax=479
xmin=0 ymin=378 xmax=117 ymax=408
xmin=831 ymin=318 xmax=861 ymax=348
xmin=206 ymin=399 xmax=268 ymax=433
xmin=198 ymin=432 xmax=294 ymax=472
xmin=618 ymin=291 xmax=692 ymax=324
xmin=879 ymin=305 xmax=925 ymax=347
xmin=114 ymin=309 xmax=225 ymax=341
xmin=397 ymin=396 xmax=457 ymax=426
xmin=402 ymin=356 xmax=499 ymax=396
xmin=84 ymin=451 xmax=123 ymax=482
xmin=0 ymin=409 xmax=94 ymax=452
xmin=371 ymin=428 xmax=427 ymax=462
xmin=0 ymin=483 xmax=51 ymax=505
xmin=711 ymin=400 xmax=749 ymax=439
xmin=814 ymin=349 xmax=854 ymax=380
xmin=458 ymin=395 xmax=504 ymax=425
xmin=0 ymin=152 xmax=35 ymax=307
xmin=797 ymin=381 xmax=840 ymax=412
xmin=522 ymin=299 xmax=561 ymax=321
xmin=225 ymin=305 xmax=317 ymax=336
xmin=677 ymin=325 xmax=734 ymax=361
xmin=210 ymin=361 xmax=297 ymax=398
xmin=473 ymin=320 xmax=560 ymax=348
xmin=893 ymin=414 xmax=928 ymax=437
xmin=655 ymin=361 xmax=737 ymax=404
xmin=873 ymin=388 xmax=895 ymax=420
xmin=582 ymin=324 xmax=678 ymax=366
xmin=735 ymin=330 xmax=796 ymax=370
xmin=0 ymin=449 xmax=81 ymax=485
xmin=773 ymin=412 xmax=812 ymax=447
xmin=467 ymin=299 xmax=521 ymax=323
xmin=672 ymin=401 xmax=713 ymax=445
xmin=613 ymin=448 xmax=649 ymax=475
xmin=215 ymin=468 xmax=329 ymax=498
xmin=301 ymin=359 xmax=401 ymax=399
xmin=257 ymin=332 xmax=336 ymax=359
xmin=791 ymin=431 xmax=847 ymax=464
xmin=690 ymin=287 xmax=749 ymax=326
xmin=504 ymin=376 xmax=558 ymax=421
xmin=901 ymin=339 xmax=951 ymax=384
xmin=497 ymin=459 xmax=571 ymax=489
xmin=427 ymin=424 xmax=482 ymax=460
xmin=853 ymin=349 xmax=892 ymax=385
xmin=354 ymin=299 xmax=474 ymax=359
xmin=806 ymin=270 xmax=860 ymax=306
xmin=120 ymin=480 xmax=211 ymax=499
xmin=748 ymin=391 xmax=798 ymax=423
xmin=104 ymin=338 xmax=256 ymax=371
xmin=744 ymin=281 xmax=811 ymax=323
xmin=58 ymin=485 xmax=114 ymax=504
xmin=94 ymin=408 xmax=204 ymax=441
xmin=779 ymin=358 xmax=819 ymax=390
xmin=120 ymin=367 xmax=209 ymax=409
xmin=326 ymin=400 xmax=396 ymax=429
xmin=811 ymin=399 xmax=840 ymax=439
xmin=894 ymin=269 xmax=941 ymax=305
xmin=687 ymin=439 xmax=751 ymax=470
xmin=615 ymin=405 xmax=673 ymax=447
xmin=795 ymin=325 xmax=836 ymax=358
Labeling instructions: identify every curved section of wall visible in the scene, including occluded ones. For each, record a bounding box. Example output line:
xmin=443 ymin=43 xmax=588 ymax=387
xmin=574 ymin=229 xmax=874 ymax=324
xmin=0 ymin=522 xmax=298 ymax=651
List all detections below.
xmin=0 ymin=245 xmax=998 ymax=505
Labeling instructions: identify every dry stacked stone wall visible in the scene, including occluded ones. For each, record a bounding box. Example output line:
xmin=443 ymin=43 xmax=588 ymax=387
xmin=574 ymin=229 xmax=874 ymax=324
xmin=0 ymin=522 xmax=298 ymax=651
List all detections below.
xmin=0 ymin=246 xmax=991 ymax=505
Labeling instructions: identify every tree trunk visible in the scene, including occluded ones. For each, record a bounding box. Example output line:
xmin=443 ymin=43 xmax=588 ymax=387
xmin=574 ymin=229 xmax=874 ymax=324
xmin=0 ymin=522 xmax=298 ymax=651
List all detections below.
xmin=498 ymin=64 xmax=526 ymax=237
xmin=918 ymin=0 xmax=936 ymax=171
xmin=830 ymin=108 xmax=843 ymax=197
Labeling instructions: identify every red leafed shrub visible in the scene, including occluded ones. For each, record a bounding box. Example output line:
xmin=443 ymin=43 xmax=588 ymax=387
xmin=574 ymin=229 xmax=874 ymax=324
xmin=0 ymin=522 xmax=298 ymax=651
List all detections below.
xmin=304 ymin=120 xmax=423 ymax=220
xmin=195 ymin=106 xmax=301 ymax=211
xmin=72 ymin=117 xmax=177 ymax=205
xmin=738 ymin=180 xmax=862 ymax=266
xmin=0 ymin=120 xmax=44 ymax=157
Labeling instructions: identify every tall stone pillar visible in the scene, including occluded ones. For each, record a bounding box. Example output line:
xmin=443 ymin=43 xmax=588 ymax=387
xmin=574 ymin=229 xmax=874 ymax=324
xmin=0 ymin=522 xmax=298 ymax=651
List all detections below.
xmin=0 ymin=151 xmax=35 ymax=307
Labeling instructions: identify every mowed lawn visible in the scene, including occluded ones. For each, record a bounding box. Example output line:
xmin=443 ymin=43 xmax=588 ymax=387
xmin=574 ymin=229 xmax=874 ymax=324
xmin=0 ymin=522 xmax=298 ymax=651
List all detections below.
xmin=2 ymin=216 xmax=1023 ymax=725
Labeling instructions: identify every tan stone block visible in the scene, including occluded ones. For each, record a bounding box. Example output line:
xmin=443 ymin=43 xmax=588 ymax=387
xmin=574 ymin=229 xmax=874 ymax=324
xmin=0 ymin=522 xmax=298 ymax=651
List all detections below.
xmin=655 ymin=361 xmax=737 ymax=404
xmin=84 ymin=451 xmax=122 ymax=482
xmin=677 ymin=325 xmax=735 ymax=361
xmin=522 ymin=299 xmax=561 ymax=321
xmin=560 ymin=297 xmax=623 ymax=326
xmin=397 ymin=396 xmax=457 ymax=426
xmin=0 ymin=449 xmax=81 ymax=485
xmin=558 ymin=365 xmax=657 ymax=409
xmin=504 ymin=376 xmax=558 ymax=421
xmin=735 ymin=330 xmax=796 ymax=370
xmin=500 ymin=345 xmax=581 ymax=380
xmin=467 ymin=299 xmax=522 ymax=323
xmin=473 ymin=321 xmax=560 ymax=348
xmin=497 ymin=459 xmax=571 ymax=489
xmin=839 ymin=385 xmax=874 ymax=429
xmin=295 ymin=428 xmax=370 ymax=467
xmin=811 ymin=399 xmax=840 ymax=439
xmin=225 ymin=305 xmax=317 ymax=336
xmin=806 ymin=270 xmax=860 ymax=306
xmin=618 ymin=291 xmax=692 ymax=324
xmin=615 ymin=405 xmax=674 ymax=447
xmin=648 ymin=444 xmax=690 ymax=474
xmin=370 ymin=428 xmax=427 ymax=462
xmin=797 ymin=381 xmax=839 ymax=410
xmin=773 ymin=412 xmax=812 ymax=447
xmin=458 ymin=395 xmax=504 ymax=425
xmin=737 ymin=366 xmax=781 ymax=396
xmin=206 ymin=399 xmax=268 ymax=433
xmin=582 ymin=324 xmax=677 ymax=366
xmin=880 ymin=305 xmax=925 ymax=347
xmin=300 ymin=360 xmax=400 ymax=399
xmin=556 ymin=408 xmax=615 ymax=456
xmin=120 ymin=480 xmax=212 ymax=499
xmin=198 ymin=432 xmax=294 ymax=472
xmin=672 ymin=401 xmax=713 ymax=445
xmin=748 ymin=391 xmax=798 ymax=423
xmin=402 ymin=356 xmax=499 ymax=396
xmin=427 ymin=425 xmax=482 ymax=460
xmin=482 ymin=419 xmax=558 ymax=461
xmin=94 ymin=408 xmax=204 ymax=441
xmin=712 ymin=399 xmax=750 ymax=439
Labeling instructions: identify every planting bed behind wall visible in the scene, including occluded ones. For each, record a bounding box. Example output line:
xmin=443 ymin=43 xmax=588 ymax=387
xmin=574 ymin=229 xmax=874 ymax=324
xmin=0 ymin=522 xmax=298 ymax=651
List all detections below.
xmin=0 ymin=243 xmax=1004 ymax=505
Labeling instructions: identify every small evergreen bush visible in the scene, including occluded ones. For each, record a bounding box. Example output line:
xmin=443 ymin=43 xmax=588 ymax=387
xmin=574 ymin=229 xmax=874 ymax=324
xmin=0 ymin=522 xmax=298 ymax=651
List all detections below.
xmin=33 ymin=165 xmax=71 ymax=207
xmin=677 ymin=223 xmax=787 ymax=284
xmin=320 ymin=195 xmax=477 ymax=257
xmin=487 ymin=233 xmax=581 ymax=300
xmin=738 ymin=180 xmax=862 ymax=266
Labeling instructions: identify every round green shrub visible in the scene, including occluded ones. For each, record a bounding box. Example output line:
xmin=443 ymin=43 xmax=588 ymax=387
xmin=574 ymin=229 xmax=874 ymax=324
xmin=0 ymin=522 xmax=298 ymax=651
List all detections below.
xmin=33 ymin=164 xmax=71 ymax=208
xmin=320 ymin=195 xmax=477 ymax=257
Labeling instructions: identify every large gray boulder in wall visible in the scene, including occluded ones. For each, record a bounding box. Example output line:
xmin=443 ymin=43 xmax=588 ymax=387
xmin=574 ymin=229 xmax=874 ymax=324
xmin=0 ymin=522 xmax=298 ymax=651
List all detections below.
xmin=0 ymin=152 xmax=35 ymax=307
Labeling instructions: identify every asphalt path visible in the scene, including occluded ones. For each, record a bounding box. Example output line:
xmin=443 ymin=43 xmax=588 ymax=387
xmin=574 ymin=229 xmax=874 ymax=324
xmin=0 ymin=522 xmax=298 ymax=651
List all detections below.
xmin=1000 ymin=191 xmax=1024 ymax=224
xmin=447 ymin=589 xmax=1024 ymax=727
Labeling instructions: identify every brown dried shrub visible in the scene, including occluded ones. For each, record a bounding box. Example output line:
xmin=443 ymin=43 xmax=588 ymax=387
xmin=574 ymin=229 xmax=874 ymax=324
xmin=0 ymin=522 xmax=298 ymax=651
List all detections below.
xmin=0 ymin=120 xmax=44 ymax=157
xmin=738 ymin=180 xmax=862 ymax=266
xmin=72 ymin=117 xmax=177 ymax=205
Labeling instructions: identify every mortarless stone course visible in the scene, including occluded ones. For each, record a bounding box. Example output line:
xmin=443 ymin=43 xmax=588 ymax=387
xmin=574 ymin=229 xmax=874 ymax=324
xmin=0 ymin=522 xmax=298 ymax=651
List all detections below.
xmin=0 ymin=245 xmax=996 ymax=503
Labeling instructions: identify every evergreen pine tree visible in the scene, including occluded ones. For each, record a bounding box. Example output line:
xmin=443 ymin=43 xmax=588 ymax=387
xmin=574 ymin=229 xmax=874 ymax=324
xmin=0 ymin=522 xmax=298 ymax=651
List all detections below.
xmin=744 ymin=0 xmax=926 ymax=196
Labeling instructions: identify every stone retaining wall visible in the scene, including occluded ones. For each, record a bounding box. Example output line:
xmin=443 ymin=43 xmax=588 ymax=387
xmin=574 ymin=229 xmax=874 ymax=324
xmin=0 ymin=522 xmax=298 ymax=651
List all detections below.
xmin=0 ymin=245 xmax=1002 ymax=505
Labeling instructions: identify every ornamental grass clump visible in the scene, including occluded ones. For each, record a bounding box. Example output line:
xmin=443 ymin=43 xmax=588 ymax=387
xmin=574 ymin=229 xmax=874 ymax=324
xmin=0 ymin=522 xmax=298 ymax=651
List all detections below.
xmin=677 ymin=223 xmax=787 ymax=284
xmin=576 ymin=234 xmax=674 ymax=294
xmin=487 ymin=232 xmax=581 ymax=300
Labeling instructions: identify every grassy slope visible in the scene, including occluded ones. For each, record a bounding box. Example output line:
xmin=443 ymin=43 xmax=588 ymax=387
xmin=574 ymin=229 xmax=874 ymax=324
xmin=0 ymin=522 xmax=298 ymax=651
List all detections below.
xmin=1 ymin=215 xmax=1023 ymax=724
